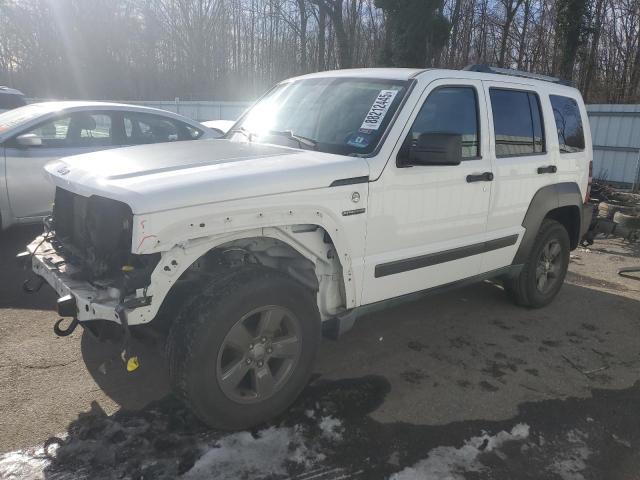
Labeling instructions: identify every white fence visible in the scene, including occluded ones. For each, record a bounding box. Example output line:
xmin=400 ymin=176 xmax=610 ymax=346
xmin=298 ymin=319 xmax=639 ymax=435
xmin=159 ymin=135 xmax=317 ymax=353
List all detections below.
xmin=130 ymin=100 xmax=253 ymax=122
xmin=28 ymin=99 xmax=253 ymax=122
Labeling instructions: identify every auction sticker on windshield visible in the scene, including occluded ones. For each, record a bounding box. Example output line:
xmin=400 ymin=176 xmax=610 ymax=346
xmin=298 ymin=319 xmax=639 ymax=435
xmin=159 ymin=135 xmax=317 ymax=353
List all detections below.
xmin=360 ymin=90 xmax=398 ymax=132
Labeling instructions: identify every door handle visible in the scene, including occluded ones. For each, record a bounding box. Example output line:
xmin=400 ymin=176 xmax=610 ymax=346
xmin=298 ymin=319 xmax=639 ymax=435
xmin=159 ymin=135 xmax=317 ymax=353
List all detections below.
xmin=466 ymin=172 xmax=494 ymax=183
xmin=537 ymin=165 xmax=557 ymax=174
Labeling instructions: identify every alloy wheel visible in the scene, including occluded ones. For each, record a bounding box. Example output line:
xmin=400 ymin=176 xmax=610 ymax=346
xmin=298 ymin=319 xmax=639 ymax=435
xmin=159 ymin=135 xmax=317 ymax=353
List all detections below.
xmin=216 ymin=306 xmax=302 ymax=404
xmin=535 ymin=239 xmax=563 ymax=294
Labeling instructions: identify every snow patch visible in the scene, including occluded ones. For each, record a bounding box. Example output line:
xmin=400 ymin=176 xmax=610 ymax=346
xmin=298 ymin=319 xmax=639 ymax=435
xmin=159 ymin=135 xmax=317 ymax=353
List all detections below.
xmin=318 ymin=416 xmax=343 ymax=441
xmin=0 ymin=447 xmax=51 ymax=480
xmin=182 ymin=425 xmax=317 ymax=479
xmin=390 ymin=423 xmax=530 ymax=480
xmin=547 ymin=429 xmax=591 ymax=480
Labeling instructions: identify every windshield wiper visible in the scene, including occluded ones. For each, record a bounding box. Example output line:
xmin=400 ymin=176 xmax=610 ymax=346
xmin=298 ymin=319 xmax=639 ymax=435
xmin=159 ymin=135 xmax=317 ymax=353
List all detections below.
xmin=266 ymin=130 xmax=317 ymax=149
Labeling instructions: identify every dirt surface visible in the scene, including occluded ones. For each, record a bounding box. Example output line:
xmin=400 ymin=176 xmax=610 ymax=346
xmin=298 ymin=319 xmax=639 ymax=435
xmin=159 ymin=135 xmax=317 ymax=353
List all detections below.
xmin=1 ymin=225 xmax=640 ymax=479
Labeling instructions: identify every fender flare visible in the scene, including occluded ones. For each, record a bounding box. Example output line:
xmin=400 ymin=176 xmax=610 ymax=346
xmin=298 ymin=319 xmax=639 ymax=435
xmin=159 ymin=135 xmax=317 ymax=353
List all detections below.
xmin=512 ymin=182 xmax=583 ymax=264
xmin=127 ymin=224 xmax=356 ymax=325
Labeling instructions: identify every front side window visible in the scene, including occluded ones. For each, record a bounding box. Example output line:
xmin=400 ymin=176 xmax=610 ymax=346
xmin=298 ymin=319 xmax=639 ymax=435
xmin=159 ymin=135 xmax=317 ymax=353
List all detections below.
xmin=550 ymin=95 xmax=585 ymax=153
xmin=28 ymin=116 xmax=72 ymax=147
xmin=22 ymin=112 xmax=113 ymax=148
xmin=404 ymin=86 xmax=480 ymax=159
xmin=230 ymin=77 xmax=410 ymax=156
xmin=490 ymin=88 xmax=545 ymax=157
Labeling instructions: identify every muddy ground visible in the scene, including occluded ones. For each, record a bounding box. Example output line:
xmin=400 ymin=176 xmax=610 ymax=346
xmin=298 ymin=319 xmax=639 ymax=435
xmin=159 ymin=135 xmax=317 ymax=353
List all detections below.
xmin=1 ymin=225 xmax=640 ymax=479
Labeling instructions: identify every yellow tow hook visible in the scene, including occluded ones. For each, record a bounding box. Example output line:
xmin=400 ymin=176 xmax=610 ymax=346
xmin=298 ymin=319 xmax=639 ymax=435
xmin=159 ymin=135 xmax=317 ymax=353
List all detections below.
xmin=126 ymin=356 xmax=140 ymax=372
xmin=116 ymin=277 xmax=138 ymax=373
xmin=120 ymin=349 xmax=140 ymax=372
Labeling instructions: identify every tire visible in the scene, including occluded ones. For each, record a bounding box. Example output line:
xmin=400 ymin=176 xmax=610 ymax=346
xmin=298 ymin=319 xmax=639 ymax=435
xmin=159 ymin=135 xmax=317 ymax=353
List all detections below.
xmin=613 ymin=211 xmax=640 ymax=230
xmin=166 ymin=266 xmax=321 ymax=430
xmin=504 ymin=219 xmax=570 ymax=308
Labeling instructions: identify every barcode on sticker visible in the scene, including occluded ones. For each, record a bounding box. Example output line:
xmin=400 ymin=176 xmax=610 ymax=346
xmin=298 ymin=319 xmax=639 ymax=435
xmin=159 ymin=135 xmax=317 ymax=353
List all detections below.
xmin=360 ymin=90 xmax=398 ymax=131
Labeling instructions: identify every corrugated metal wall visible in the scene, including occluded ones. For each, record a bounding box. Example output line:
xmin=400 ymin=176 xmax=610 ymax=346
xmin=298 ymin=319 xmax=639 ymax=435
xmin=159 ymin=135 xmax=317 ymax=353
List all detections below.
xmin=587 ymin=104 xmax=640 ymax=188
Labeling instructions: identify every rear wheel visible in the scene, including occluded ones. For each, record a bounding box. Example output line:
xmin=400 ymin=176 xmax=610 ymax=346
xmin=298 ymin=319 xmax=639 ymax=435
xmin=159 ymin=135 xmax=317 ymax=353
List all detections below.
xmin=166 ymin=266 xmax=320 ymax=430
xmin=505 ymin=219 xmax=570 ymax=308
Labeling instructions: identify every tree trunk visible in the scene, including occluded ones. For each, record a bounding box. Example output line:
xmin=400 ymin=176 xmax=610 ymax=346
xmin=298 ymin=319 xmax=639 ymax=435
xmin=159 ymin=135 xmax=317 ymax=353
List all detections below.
xmin=516 ymin=0 xmax=531 ymax=69
xmin=296 ymin=0 xmax=307 ymax=72
xmin=448 ymin=0 xmax=463 ymax=66
xmin=581 ymin=0 xmax=604 ymax=101
xmin=317 ymin=5 xmax=326 ymax=70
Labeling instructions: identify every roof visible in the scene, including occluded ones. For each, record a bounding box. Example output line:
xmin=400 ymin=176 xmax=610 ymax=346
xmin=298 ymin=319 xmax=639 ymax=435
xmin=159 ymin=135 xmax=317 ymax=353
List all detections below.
xmin=287 ymin=67 xmax=580 ymax=95
xmin=26 ymin=100 xmax=195 ymax=117
xmin=289 ymin=68 xmax=427 ymax=82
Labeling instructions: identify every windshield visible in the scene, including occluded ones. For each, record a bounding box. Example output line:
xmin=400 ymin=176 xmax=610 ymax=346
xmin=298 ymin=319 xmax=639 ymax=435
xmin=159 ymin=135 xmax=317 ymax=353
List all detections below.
xmin=230 ymin=77 xmax=410 ymax=155
xmin=0 ymin=104 xmax=49 ymax=134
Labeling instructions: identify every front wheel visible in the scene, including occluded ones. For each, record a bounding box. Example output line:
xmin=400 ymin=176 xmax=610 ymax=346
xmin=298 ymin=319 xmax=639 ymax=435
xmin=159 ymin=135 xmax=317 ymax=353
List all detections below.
xmin=166 ymin=266 xmax=321 ymax=430
xmin=505 ymin=219 xmax=570 ymax=308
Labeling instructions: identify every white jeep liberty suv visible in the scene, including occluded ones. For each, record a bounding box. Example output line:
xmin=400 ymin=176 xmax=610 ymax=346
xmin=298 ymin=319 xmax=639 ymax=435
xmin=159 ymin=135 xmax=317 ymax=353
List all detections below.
xmin=24 ymin=66 xmax=593 ymax=429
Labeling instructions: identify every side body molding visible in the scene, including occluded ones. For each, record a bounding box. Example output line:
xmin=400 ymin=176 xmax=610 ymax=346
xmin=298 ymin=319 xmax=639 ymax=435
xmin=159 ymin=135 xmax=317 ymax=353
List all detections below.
xmin=512 ymin=182 xmax=583 ymax=264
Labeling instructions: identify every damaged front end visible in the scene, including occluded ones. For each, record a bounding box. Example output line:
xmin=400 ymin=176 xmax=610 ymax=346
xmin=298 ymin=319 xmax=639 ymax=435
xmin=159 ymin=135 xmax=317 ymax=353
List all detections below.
xmin=21 ymin=187 xmax=160 ymax=341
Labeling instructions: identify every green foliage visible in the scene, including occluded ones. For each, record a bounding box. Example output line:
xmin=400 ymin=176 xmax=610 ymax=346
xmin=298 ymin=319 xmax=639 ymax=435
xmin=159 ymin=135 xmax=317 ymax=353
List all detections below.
xmin=555 ymin=0 xmax=591 ymax=79
xmin=375 ymin=0 xmax=450 ymax=67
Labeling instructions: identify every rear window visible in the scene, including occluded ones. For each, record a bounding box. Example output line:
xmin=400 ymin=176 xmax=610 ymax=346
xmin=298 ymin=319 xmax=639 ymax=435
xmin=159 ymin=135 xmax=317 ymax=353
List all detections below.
xmin=0 ymin=93 xmax=26 ymax=110
xmin=490 ymin=88 xmax=545 ymax=157
xmin=550 ymin=95 xmax=585 ymax=153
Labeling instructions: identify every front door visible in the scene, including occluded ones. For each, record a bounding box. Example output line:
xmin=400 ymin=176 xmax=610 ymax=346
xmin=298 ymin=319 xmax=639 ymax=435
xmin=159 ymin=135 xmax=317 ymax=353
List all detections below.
xmin=361 ymin=78 xmax=494 ymax=305
xmin=5 ymin=112 xmax=114 ymax=219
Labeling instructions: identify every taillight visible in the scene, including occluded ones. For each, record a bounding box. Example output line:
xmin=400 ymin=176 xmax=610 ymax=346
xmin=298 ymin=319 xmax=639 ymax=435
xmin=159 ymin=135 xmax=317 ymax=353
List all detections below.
xmin=585 ymin=160 xmax=593 ymax=203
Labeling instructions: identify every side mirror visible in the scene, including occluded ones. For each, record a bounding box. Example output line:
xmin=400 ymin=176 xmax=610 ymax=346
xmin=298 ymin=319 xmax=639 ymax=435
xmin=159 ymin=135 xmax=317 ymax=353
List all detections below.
xmin=16 ymin=133 xmax=43 ymax=147
xmin=403 ymin=132 xmax=462 ymax=166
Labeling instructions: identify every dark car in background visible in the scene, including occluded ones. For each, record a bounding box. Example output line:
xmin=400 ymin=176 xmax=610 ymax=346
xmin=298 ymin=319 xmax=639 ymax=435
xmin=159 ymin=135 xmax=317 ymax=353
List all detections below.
xmin=0 ymin=86 xmax=26 ymax=113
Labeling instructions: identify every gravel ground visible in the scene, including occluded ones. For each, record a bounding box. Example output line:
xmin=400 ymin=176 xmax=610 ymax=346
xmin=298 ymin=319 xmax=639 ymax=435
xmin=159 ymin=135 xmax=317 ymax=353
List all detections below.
xmin=1 ymin=225 xmax=640 ymax=479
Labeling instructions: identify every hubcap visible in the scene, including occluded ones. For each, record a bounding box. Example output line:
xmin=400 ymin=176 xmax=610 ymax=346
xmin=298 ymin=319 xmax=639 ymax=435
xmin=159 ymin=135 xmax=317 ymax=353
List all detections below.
xmin=216 ymin=306 xmax=302 ymax=404
xmin=535 ymin=239 xmax=563 ymax=294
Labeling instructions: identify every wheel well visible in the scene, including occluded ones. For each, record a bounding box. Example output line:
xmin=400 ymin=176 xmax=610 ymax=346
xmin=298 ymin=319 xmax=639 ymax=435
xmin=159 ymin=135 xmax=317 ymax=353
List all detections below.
xmin=545 ymin=205 xmax=580 ymax=249
xmin=153 ymin=227 xmax=347 ymax=332
xmin=190 ymin=236 xmax=321 ymax=291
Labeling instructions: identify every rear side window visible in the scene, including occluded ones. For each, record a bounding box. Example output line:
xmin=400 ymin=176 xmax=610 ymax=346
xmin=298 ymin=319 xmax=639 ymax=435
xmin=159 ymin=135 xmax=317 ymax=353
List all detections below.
xmin=406 ymin=86 xmax=480 ymax=159
xmin=550 ymin=95 xmax=585 ymax=153
xmin=123 ymin=113 xmax=203 ymax=145
xmin=490 ymin=88 xmax=545 ymax=157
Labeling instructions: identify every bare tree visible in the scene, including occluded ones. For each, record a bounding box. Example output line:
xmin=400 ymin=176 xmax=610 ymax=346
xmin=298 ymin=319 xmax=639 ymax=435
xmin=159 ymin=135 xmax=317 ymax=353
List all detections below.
xmin=0 ymin=0 xmax=638 ymax=103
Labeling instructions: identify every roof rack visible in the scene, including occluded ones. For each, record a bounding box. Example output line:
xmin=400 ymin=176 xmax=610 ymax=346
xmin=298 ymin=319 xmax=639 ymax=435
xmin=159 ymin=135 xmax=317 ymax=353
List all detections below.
xmin=463 ymin=64 xmax=573 ymax=87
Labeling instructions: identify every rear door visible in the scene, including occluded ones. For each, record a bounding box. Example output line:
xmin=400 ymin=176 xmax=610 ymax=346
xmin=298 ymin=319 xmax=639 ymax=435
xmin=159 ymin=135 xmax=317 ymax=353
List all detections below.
xmin=121 ymin=112 xmax=205 ymax=146
xmin=5 ymin=111 xmax=115 ymax=219
xmin=480 ymin=81 xmax=555 ymax=272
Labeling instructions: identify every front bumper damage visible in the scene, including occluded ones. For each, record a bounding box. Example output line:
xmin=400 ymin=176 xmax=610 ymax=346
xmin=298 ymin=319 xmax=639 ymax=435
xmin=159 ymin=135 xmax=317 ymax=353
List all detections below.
xmin=24 ymin=236 xmax=150 ymax=370
xmin=25 ymin=236 xmax=149 ymax=325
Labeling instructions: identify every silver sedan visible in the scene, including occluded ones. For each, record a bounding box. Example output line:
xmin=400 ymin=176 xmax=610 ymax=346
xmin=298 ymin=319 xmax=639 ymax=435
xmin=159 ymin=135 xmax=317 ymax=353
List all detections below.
xmin=0 ymin=101 xmax=216 ymax=229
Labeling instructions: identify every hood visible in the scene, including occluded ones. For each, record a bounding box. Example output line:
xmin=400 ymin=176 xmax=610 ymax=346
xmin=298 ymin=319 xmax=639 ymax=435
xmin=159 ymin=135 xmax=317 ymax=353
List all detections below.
xmin=45 ymin=139 xmax=370 ymax=214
